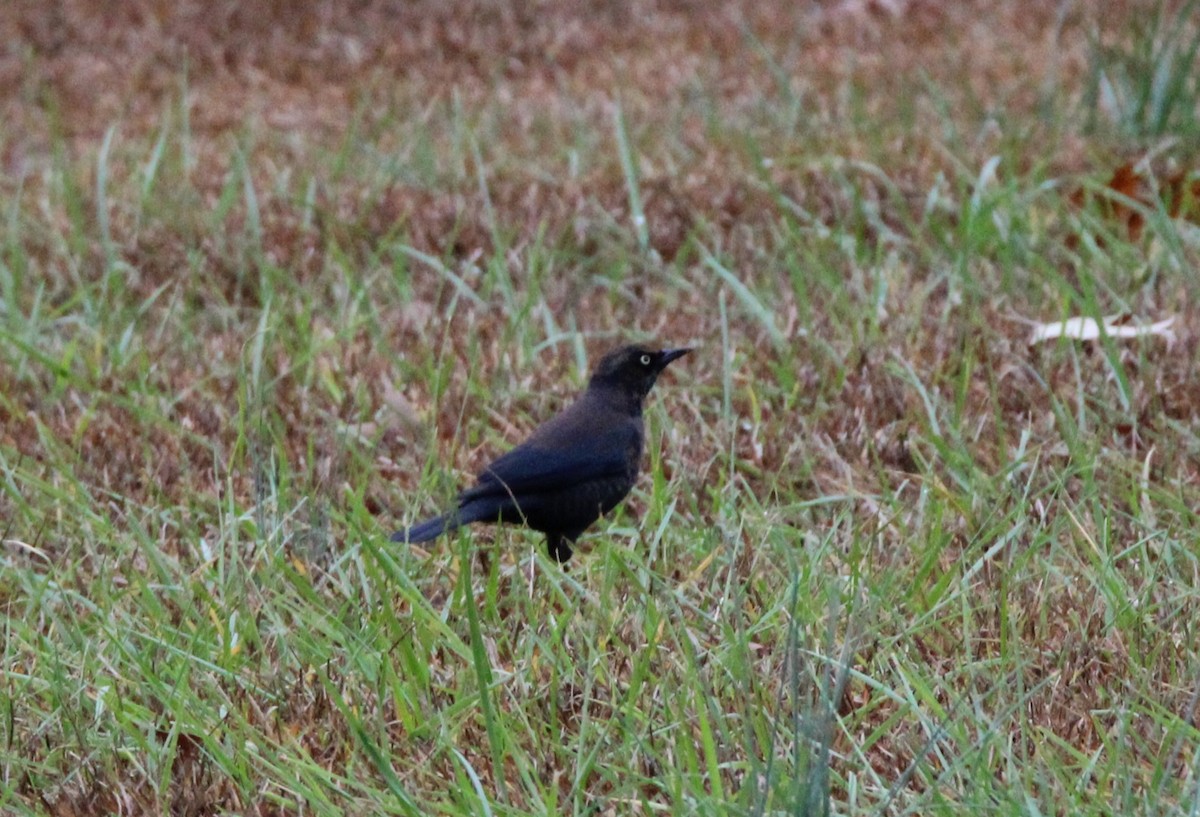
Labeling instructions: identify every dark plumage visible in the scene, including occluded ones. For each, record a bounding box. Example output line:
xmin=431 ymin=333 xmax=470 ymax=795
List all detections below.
xmin=391 ymin=344 xmax=691 ymax=563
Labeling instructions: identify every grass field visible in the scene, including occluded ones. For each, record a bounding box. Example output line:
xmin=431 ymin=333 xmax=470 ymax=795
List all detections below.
xmin=3 ymin=1 xmax=1200 ymax=814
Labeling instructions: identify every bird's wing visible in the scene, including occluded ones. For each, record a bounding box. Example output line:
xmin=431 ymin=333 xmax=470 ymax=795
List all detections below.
xmin=461 ymin=417 xmax=637 ymax=501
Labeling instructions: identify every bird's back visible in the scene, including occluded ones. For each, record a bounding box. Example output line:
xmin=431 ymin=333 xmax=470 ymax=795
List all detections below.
xmin=456 ymin=389 xmax=643 ymax=536
xmin=465 ymin=390 xmax=642 ymax=498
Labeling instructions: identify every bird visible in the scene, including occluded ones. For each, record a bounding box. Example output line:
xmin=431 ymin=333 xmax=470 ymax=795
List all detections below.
xmin=391 ymin=344 xmax=691 ymax=563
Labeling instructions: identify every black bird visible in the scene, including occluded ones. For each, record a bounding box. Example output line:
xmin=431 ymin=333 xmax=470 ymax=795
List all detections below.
xmin=391 ymin=344 xmax=691 ymax=563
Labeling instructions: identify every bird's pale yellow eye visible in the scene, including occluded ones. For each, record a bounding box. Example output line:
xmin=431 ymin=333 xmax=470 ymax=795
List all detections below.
xmin=640 ymin=354 xmax=652 ymax=366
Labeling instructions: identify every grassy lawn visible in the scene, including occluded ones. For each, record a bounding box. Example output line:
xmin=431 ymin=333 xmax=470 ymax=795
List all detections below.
xmin=2 ymin=1 xmax=1200 ymax=814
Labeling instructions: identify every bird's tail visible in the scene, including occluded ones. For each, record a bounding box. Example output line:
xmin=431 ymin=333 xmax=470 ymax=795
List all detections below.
xmin=390 ymin=514 xmax=455 ymax=544
xmin=391 ymin=497 xmax=497 ymax=544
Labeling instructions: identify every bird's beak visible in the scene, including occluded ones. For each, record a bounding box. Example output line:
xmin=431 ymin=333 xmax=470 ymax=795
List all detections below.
xmin=659 ymin=348 xmax=692 ymax=367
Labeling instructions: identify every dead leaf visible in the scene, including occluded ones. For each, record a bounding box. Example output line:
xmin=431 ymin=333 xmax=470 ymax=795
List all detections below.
xmin=1069 ymin=162 xmax=1200 ymax=246
xmin=1028 ymin=314 xmax=1176 ymax=345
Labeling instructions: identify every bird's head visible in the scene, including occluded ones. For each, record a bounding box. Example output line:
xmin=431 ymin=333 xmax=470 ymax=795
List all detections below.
xmin=588 ymin=344 xmax=691 ymax=400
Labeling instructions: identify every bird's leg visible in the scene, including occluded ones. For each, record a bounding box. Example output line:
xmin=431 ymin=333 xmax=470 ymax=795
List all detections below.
xmin=546 ymin=533 xmax=573 ymax=564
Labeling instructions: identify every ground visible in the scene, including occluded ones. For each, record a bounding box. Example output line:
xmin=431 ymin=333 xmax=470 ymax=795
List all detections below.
xmin=1 ymin=1 xmax=1199 ymax=815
